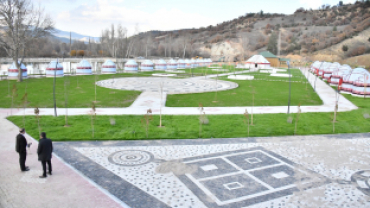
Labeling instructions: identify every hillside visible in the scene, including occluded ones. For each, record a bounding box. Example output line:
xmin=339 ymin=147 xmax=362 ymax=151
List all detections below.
xmin=130 ymin=1 xmax=370 ymax=63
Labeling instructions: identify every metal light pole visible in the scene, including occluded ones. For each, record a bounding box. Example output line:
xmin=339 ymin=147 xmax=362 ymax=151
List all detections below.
xmin=287 ymin=61 xmax=291 ymax=114
xmin=53 ymin=58 xmax=58 ymax=117
xmin=314 ymin=61 xmax=324 ymax=92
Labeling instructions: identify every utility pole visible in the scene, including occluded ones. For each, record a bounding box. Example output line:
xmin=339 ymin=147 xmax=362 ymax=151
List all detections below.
xmin=69 ymin=32 xmax=71 ymax=56
xmin=278 ymin=29 xmax=281 ymax=57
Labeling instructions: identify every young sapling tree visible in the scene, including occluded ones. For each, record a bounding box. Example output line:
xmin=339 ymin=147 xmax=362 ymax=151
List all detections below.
xmin=141 ymin=109 xmax=153 ymax=138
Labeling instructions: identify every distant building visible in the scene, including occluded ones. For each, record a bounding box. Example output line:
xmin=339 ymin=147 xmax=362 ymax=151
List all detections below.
xmin=259 ymin=51 xmax=279 ymax=67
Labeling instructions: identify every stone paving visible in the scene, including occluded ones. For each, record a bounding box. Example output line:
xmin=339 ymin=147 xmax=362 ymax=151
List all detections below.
xmin=96 ymin=77 xmax=238 ymax=94
xmin=52 ymin=134 xmax=370 ymax=208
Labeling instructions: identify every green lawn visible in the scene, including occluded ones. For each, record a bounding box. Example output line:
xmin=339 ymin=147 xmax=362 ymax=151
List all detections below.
xmin=7 ymin=93 xmax=370 ymax=141
xmin=166 ymin=69 xmax=322 ymax=107
xmin=0 ymin=72 xmax=159 ymax=108
xmin=178 ymin=65 xmax=243 ymax=75
xmin=0 ymin=67 xmax=243 ymax=108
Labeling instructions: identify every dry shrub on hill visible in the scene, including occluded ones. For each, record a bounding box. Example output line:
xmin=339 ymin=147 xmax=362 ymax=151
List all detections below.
xmin=349 ymin=46 xmax=366 ymax=57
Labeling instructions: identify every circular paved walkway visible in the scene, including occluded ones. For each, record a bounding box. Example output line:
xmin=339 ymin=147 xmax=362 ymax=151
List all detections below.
xmin=96 ymin=77 xmax=238 ymax=94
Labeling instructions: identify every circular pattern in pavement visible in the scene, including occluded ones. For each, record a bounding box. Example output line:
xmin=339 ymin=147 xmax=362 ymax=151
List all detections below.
xmin=96 ymin=77 xmax=238 ymax=94
xmin=108 ymin=150 xmax=154 ymax=166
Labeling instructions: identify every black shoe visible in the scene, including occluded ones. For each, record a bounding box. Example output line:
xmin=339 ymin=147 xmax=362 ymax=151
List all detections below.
xmin=39 ymin=175 xmax=47 ymax=178
xmin=48 ymin=172 xmax=52 ymax=175
xmin=22 ymin=168 xmax=30 ymax=171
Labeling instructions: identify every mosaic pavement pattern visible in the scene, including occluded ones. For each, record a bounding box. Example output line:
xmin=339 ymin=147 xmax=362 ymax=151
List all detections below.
xmin=96 ymin=77 xmax=238 ymax=94
xmin=54 ymin=136 xmax=370 ymax=208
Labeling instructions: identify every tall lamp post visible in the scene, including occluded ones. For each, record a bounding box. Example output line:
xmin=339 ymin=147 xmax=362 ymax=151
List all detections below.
xmin=287 ymin=61 xmax=291 ymax=114
xmin=314 ymin=61 xmax=324 ymax=92
xmin=53 ymin=58 xmax=58 ymax=117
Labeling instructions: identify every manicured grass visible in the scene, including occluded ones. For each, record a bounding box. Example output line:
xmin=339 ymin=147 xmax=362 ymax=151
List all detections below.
xmin=179 ymin=65 xmax=243 ymax=75
xmin=7 ymin=93 xmax=370 ymax=141
xmin=0 ymin=72 xmax=159 ymax=108
xmin=0 ymin=67 xmax=239 ymax=108
xmin=166 ymin=69 xmax=322 ymax=107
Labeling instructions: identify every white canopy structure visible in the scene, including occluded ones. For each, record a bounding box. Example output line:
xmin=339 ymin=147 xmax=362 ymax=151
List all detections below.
xmin=76 ymin=60 xmax=92 ymax=75
xmin=352 ymin=69 xmax=370 ymax=97
xmin=341 ymin=68 xmax=369 ymax=94
xmin=155 ymin=59 xmax=167 ymax=70
xmin=196 ymin=59 xmax=203 ymax=67
xmin=330 ymin=64 xmax=352 ymax=86
xmin=46 ymin=61 xmax=64 ymax=77
xmin=318 ymin=62 xmax=331 ymax=77
xmin=124 ymin=60 xmax=138 ymax=72
xmin=184 ymin=59 xmax=191 ymax=69
xmin=245 ymin=55 xmax=271 ymax=69
xmin=101 ymin=60 xmax=116 ymax=74
xmin=167 ymin=59 xmax=178 ymax=70
xmin=177 ymin=59 xmax=185 ymax=69
xmin=141 ymin=60 xmax=154 ymax=71
xmin=323 ymin=62 xmax=340 ymax=80
xmin=310 ymin=61 xmax=321 ymax=73
xmin=191 ymin=59 xmax=197 ymax=68
xmin=8 ymin=62 xmax=27 ymax=80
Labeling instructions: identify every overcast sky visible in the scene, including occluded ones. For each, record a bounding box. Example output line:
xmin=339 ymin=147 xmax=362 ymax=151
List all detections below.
xmin=39 ymin=0 xmax=357 ymax=37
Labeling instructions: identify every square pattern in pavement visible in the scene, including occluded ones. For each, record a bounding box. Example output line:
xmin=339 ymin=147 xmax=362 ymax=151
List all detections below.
xmin=176 ymin=147 xmax=329 ymax=207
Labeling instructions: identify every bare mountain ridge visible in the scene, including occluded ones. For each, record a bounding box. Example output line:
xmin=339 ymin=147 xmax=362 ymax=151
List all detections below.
xmin=130 ymin=1 xmax=370 ymax=62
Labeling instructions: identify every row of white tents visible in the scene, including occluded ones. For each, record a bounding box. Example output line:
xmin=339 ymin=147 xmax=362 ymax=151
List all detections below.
xmin=310 ymin=61 xmax=370 ymax=97
xmin=6 ymin=58 xmax=213 ymax=79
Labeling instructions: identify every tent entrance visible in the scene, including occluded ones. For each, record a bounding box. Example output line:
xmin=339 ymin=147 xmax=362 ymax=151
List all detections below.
xmin=255 ymin=63 xmax=258 ymax=68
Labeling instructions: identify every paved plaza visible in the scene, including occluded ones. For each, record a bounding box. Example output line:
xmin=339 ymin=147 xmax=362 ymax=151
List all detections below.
xmin=96 ymin=77 xmax=238 ymax=94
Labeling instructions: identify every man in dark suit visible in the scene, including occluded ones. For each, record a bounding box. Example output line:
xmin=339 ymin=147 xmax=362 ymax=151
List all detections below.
xmin=37 ymin=132 xmax=53 ymax=178
xmin=15 ymin=128 xmax=30 ymax=171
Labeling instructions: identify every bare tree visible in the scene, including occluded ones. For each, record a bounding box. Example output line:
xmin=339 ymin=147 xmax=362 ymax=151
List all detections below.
xmin=0 ymin=0 xmax=54 ymax=82
xmin=180 ymin=32 xmax=188 ymax=58
xmin=145 ymin=32 xmax=152 ymax=58
xmin=126 ymin=24 xmax=140 ymax=58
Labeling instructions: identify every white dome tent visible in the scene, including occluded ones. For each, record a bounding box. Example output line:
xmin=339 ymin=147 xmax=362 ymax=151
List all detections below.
xmin=352 ymin=69 xmax=370 ymax=97
xmin=76 ymin=60 xmax=92 ymax=75
xmin=167 ymin=59 xmax=178 ymax=70
xmin=177 ymin=59 xmax=185 ymax=69
xmin=245 ymin=55 xmax=270 ymax=69
xmin=323 ymin=62 xmax=340 ymax=80
xmin=101 ymin=60 xmax=116 ymax=74
xmin=46 ymin=61 xmax=64 ymax=77
xmin=310 ymin=61 xmax=321 ymax=73
xmin=318 ymin=62 xmax=331 ymax=78
xmin=184 ymin=59 xmax=191 ymax=69
xmin=8 ymin=62 xmax=27 ymax=80
xmin=341 ymin=68 xmax=369 ymax=94
xmin=191 ymin=59 xmax=197 ymax=68
xmin=196 ymin=59 xmax=203 ymax=67
xmin=141 ymin=60 xmax=154 ymax=71
xmin=207 ymin=58 xmax=213 ymax=66
xmin=124 ymin=60 xmax=138 ymax=72
xmin=330 ymin=65 xmax=352 ymax=86
xmin=155 ymin=59 xmax=167 ymax=70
